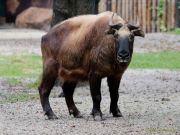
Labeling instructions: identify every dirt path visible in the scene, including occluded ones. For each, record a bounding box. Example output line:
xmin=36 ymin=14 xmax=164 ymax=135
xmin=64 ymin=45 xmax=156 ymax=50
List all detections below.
xmin=0 ymin=69 xmax=180 ymax=135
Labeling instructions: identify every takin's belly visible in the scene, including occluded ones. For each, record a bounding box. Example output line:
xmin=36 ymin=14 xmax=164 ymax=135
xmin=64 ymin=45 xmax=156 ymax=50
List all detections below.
xmin=58 ymin=67 xmax=89 ymax=82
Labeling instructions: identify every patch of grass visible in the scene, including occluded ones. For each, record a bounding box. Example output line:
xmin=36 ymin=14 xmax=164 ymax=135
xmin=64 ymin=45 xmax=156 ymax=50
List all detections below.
xmin=0 ymin=55 xmax=42 ymax=77
xmin=26 ymin=78 xmax=41 ymax=89
xmin=7 ymin=78 xmax=23 ymax=87
xmin=130 ymin=51 xmax=180 ymax=69
xmin=0 ymin=92 xmax=39 ymax=104
xmin=170 ymin=28 xmax=180 ymax=35
xmin=0 ymin=52 xmax=179 ymax=79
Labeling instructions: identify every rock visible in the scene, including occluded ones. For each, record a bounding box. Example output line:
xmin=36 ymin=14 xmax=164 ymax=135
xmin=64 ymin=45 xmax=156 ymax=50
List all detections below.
xmin=15 ymin=7 xmax=52 ymax=31
xmin=161 ymin=98 xmax=170 ymax=101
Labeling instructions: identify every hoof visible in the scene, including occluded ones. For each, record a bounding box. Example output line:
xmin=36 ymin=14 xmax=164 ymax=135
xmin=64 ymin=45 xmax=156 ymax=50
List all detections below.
xmin=69 ymin=109 xmax=83 ymax=118
xmin=94 ymin=115 xmax=103 ymax=121
xmin=48 ymin=114 xmax=58 ymax=120
xmin=58 ymin=92 xmax=65 ymax=98
xmin=91 ymin=110 xmax=103 ymax=121
xmin=112 ymin=112 xmax=123 ymax=117
xmin=45 ymin=110 xmax=58 ymax=120
xmin=74 ymin=111 xmax=83 ymax=118
xmin=110 ymin=108 xmax=123 ymax=117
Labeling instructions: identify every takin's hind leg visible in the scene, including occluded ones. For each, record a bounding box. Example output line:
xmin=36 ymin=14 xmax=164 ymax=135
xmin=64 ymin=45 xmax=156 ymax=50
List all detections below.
xmin=38 ymin=58 xmax=59 ymax=120
xmin=62 ymin=81 xmax=82 ymax=118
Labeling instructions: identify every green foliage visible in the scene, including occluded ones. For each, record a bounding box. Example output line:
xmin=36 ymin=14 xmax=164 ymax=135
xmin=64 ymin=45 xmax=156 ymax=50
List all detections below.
xmin=158 ymin=0 xmax=163 ymax=18
xmin=157 ymin=0 xmax=167 ymax=32
xmin=130 ymin=52 xmax=180 ymax=69
xmin=170 ymin=28 xmax=180 ymax=35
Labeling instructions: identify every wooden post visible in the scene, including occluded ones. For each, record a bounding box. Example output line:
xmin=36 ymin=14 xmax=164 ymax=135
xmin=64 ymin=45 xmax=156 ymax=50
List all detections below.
xmin=146 ymin=0 xmax=149 ymax=32
xmin=167 ymin=0 xmax=173 ymax=31
xmin=133 ymin=0 xmax=137 ymax=25
xmin=129 ymin=0 xmax=134 ymax=23
xmin=125 ymin=0 xmax=129 ymax=21
xmin=162 ymin=0 xmax=167 ymax=30
xmin=112 ymin=0 xmax=116 ymax=12
xmin=98 ymin=0 xmax=107 ymax=13
xmin=138 ymin=0 xmax=142 ymax=28
xmin=142 ymin=0 xmax=146 ymax=32
xmin=156 ymin=0 xmax=160 ymax=32
xmin=122 ymin=0 xmax=125 ymax=19
xmin=152 ymin=0 xmax=156 ymax=32
xmin=171 ymin=0 xmax=175 ymax=29
xmin=106 ymin=0 xmax=112 ymax=11
xmin=117 ymin=0 xmax=122 ymax=16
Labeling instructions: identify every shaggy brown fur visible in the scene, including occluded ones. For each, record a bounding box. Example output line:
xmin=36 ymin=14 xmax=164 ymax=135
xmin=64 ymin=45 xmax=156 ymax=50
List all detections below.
xmin=41 ymin=11 xmax=126 ymax=82
xmin=38 ymin=11 xmax=144 ymax=120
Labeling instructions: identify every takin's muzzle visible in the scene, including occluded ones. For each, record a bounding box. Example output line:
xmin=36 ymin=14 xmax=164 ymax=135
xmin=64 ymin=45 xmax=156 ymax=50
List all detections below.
xmin=117 ymin=50 xmax=130 ymax=63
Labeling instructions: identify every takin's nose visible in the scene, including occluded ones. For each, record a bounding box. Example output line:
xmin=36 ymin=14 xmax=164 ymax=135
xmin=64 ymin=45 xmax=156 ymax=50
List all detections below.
xmin=117 ymin=51 xmax=130 ymax=63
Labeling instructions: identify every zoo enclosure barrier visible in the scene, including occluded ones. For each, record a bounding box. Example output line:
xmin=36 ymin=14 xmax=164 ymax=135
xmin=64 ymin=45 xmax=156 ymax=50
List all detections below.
xmin=98 ymin=0 xmax=177 ymax=33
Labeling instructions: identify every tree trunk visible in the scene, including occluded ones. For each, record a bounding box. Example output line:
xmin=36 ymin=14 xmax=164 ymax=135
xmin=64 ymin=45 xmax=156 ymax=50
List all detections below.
xmin=51 ymin=0 xmax=100 ymax=26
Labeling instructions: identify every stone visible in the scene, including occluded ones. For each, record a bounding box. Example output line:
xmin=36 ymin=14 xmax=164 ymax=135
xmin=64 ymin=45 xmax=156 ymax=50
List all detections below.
xmin=15 ymin=7 xmax=52 ymax=31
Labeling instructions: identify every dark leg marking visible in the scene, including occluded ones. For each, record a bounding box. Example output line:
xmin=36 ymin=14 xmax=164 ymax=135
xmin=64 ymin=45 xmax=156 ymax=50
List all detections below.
xmin=38 ymin=59 xmax=59 ymax=120
xmin=107 ymin=76 xmax=123 ymax=117
xmin=89 ymin=73 xmax=103 ymax=121
xmin=62 ymin=81 xmax=82 ymax=118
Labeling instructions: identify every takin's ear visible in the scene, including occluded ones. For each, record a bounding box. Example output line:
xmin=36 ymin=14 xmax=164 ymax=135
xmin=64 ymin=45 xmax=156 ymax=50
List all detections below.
xmin=105 ymin=28 xmax=116 ymax=35
xmin=132 ymin=29 xmax=145 ymax=37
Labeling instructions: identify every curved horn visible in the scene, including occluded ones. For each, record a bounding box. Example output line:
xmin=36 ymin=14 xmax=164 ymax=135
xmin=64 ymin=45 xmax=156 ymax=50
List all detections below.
xmin=109 ymin=13 xmax=123 ymax=30
xmin=127 ymin=16 xmax=140 ymax=30
xmin=127 ymin=24 xmax=140 ymax=30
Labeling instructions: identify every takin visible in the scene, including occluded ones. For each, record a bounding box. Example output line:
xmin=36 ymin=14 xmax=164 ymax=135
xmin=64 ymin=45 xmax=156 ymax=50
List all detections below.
xmin=38 ymin=11 xmax=145 ymax=121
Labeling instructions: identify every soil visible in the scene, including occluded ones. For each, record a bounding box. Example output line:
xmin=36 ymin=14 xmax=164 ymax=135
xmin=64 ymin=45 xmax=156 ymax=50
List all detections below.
xmin=0 ymin=29 xmax=180 ymax=135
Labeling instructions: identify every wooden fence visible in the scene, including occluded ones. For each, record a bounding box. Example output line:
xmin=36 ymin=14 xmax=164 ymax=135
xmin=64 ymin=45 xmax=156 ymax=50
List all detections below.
xmin=99 ymin=0 xmax=176 ymax=33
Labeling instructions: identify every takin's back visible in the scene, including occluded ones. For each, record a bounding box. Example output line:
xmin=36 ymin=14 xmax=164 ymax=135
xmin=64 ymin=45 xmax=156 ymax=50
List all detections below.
xmin=41 ymin=11 xmax=126 ymax=81
xmin=41 ymin=11 xmax=125 ymax=59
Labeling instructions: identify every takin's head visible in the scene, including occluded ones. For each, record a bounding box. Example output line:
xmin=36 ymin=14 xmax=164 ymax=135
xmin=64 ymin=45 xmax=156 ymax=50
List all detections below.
xmin=106 ymin=13 xmax=145 ymax=64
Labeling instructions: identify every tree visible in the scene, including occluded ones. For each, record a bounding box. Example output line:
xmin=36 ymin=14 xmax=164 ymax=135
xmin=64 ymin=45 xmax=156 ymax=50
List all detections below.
xmin=51 ymin=0 xmax=100 ymax=26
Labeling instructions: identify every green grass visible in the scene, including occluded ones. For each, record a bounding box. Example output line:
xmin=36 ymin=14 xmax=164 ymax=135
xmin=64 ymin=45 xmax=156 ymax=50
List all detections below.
xmin=0 ymin=55 xmax=42 ymax=77
xmin=170 ymin=28 xmax=180 ymax=35
xmin=130 ymin=51 xmax=180 ymax=69
xmin=7 ymin=78 xmax=23 ymax=87
xmin=26 ymin=77 xmax=41 ymax=89
xmin=0 ymin=92 xmax=39 ymax=104
xmin=0 ymin=52 xmax=179 ymax=78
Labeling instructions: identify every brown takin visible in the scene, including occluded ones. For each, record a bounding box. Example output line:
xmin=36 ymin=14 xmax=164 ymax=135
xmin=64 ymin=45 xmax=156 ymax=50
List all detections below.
xmin=38 ymin=11 xmax=144 ymax=121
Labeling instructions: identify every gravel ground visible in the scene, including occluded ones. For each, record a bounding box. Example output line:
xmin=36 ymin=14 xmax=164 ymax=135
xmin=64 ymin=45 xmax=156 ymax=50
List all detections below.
xmin=0 ymin=29 xmax=180 ymax=135
xmin=0 ymin=69 xmax=180 ymax=135
xmin=0 ymin=29 xmax=45 ymax=55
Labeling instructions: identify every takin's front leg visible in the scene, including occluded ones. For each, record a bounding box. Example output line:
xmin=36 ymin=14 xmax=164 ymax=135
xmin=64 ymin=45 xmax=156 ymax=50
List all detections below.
xmin=89 ymin=73 xmax=103 ymax=121
xmin=107 ymin=76 xmax=123 ymax=117
xmin=62 ymin=81 xmax=82 ymax=118
xmin=38 ymin=59 xmax=59 ymax=120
